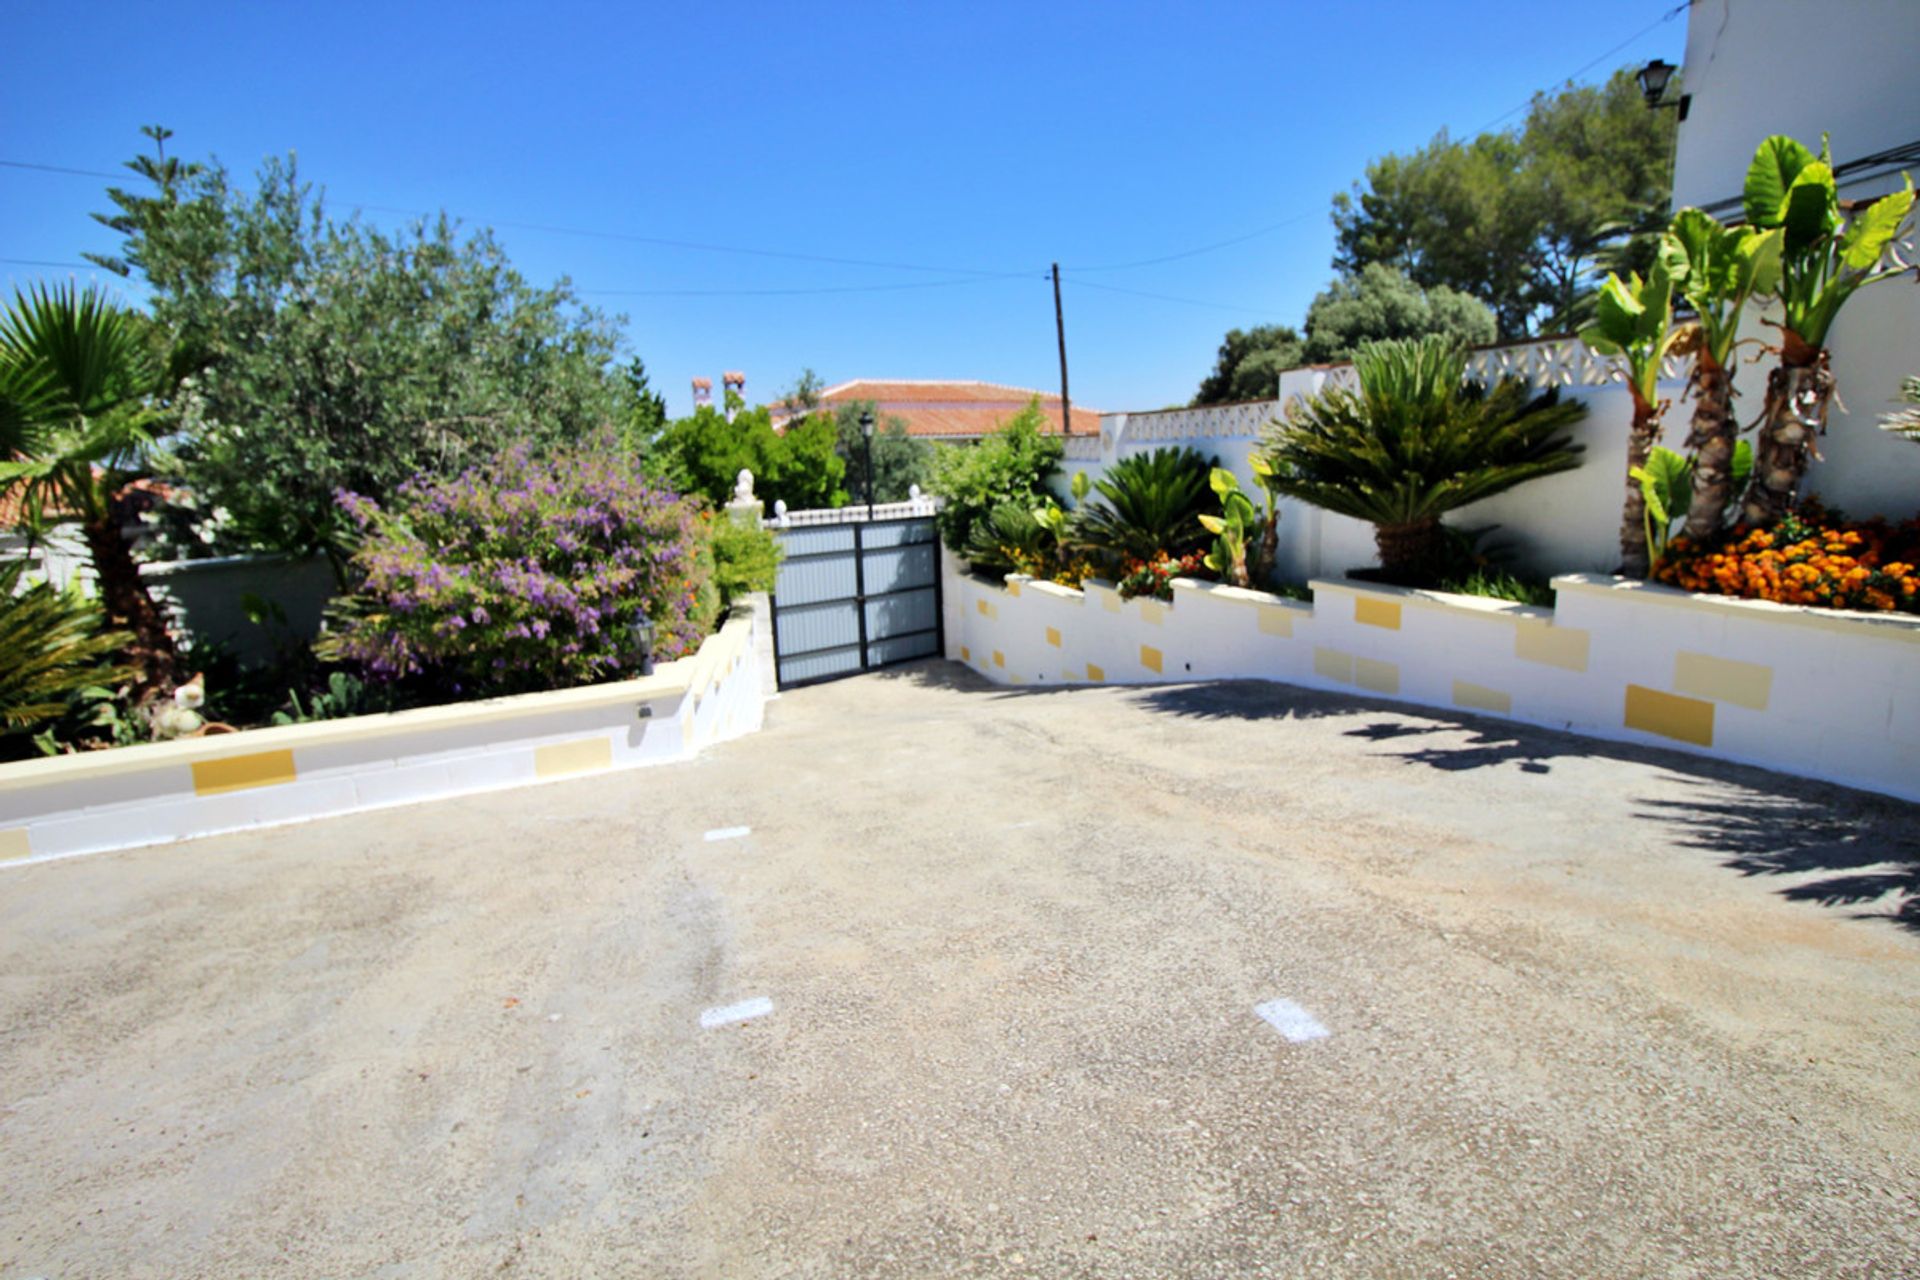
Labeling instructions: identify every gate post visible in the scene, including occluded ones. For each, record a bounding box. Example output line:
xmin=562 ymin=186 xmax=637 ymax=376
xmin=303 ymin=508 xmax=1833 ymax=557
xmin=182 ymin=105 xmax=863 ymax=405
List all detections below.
xmin=726 ymin=469 xmax=764 ymax=528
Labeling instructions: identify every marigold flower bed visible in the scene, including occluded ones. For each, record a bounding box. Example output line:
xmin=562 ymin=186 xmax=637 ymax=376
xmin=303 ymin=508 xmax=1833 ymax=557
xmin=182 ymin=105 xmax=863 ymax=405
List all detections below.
xmin=1656 ymin=503 xmax=1920 ymax=615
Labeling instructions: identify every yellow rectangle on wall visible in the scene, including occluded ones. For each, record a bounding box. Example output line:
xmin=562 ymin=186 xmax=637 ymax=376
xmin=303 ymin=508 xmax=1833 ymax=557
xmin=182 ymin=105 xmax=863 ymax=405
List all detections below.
xmin=0 ymin=827 xmax=31 ymax=864
xmin=1354 ymin=656 xmax=1399 ymax=694
xmin=993 ymin=650 xmax=1005 ymax=668
xmin=1006 ymin=580 xmax=1021 ymax=597
xmin=1258 ymin=606 xmax=1294 ymax=638
xmin=1452 ymin=680 xmax=1513 ymax=715
xmin=535 ymin=736 xmax=613 ymax=778
xmin=1140 ymin=645 xmax=1164 ymax=674
xmin=1313 ymin=646 xmax=1353 ymax=684
xmin=1355 ymin=597 xmax=1402 ymax=630
xmin=1086 ymin=662 xmax=1106 ymax=681
xmin=1673 ymin=651 xmax=1773 ymax=711
xmin=976 ymin=599 xmax=997 ymax=619
xmin=960 ymin=645 xmax=970 ymax=661
xmin=1514 ymin=622 xmax=1590 ymax=672
xmin=192 ymin=749 xmax=297 ymax=796
xmin=1138 ymin=600 xmax=1167 ymax=626
xmin=1045 ymin=626 xmax=1062 ymax=648
xmin=1624 ymin=684 xmax=1715 ymax=747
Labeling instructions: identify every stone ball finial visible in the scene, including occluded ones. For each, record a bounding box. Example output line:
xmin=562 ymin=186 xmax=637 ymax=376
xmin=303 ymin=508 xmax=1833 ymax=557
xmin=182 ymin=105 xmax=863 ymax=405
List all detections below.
xmin=734 ymin=469 xmax=755 ymax=501
xmin=773 ymin=499 xmax=788 ymax=516
xmin=908 ymin=483 xmax=922 ymax=502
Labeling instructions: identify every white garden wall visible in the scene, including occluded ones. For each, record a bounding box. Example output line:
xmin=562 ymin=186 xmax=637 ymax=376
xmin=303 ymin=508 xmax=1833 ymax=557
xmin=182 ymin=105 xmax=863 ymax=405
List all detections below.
xmin=0 ymin=599 xmax=774 ymax=865
xmin=946 ymin=564 xmax=1920 ymax=804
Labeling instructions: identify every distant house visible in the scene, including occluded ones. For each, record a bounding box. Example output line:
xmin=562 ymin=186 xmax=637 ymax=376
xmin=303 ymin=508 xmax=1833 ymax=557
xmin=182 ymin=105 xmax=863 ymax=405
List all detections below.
xmin=768 ymin=380 xmax=1100 ymax=441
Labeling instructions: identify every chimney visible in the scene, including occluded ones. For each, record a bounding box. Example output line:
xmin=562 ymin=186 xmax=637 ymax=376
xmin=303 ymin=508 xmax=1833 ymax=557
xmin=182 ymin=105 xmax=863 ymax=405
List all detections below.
xmin=723 ymin=371 xmax=745 ymax=424
xmin=691 ymin=376 xmax=713 ymax=412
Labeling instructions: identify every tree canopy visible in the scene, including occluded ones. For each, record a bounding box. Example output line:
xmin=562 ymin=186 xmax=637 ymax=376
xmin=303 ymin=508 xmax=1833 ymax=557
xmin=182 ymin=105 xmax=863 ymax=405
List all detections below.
xmin=1301 ymin=265 xmax=1496 ymax=364
xmin=1193 ymin=325 xmax=1305 ymax=405
xmin=89 ymin=127 xmax=636 ymax=569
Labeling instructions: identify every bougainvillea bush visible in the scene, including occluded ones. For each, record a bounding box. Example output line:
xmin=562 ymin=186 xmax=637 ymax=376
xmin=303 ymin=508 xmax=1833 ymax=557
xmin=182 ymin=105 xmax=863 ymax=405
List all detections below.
xmin=1656 ymin=502 xmax=1920 ymax=615
xmin=325 ymin=435 xmax=715 ymax=698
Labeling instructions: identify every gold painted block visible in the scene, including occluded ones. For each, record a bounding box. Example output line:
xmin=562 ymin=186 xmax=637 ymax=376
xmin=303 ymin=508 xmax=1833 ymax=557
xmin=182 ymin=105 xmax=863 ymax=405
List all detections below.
xmin=1006 ymin=580 xmax=1022 ymax=597
xmin=1354 ymin=656 xmax=1399 ymax=694
xmin=993 ymin=650 xmax=1005 ymax=668
xmin=960 ymin=645 xmax=971 ymax=661
xmin=1355 ymin=597 xmax=1402 ymax=630
xmin=1673 ymin=651 xmax=1773 ymax=711
xmin=1138 ymin=599 xmax=1167 ymax=626
xmin=1514 ymin=622 xmax=1590 ymax=672
xmin=1045 ymin=626 xmax=1062 ymax=648
xmin=192 ymin=749 xmax=297 ymax=797
xmin=1624 ymin=684 xmax=1715 ymax=747
xmin=1008 ymin=673 xmax=1026 ymax=684
xmin=1313 ymin=646 xmax=1353 ymax=684
xmin=1100 ymin=592 xmax=1121 ymax=613
xmin=1140 ymin=645 xmax=1164 ymax=674
xmin=535 ymin=736 xmax=613 ymax=778
xmin=1086 ymin=662 xmax=1106 ymax=682
xmin=976 ymin=599 xmax=997 ymax=619
xmin=1452 ymin=679 xmax=1512 ymax=715
xmin=1257 ymin=607 xmax=1294 ymax=638
xmin=0 ymin=827 xmax=31 ymax=865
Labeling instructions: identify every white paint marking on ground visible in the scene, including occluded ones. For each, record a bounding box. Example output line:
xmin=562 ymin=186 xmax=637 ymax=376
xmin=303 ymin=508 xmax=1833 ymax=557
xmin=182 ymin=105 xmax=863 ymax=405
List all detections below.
xmin=703 ymin=826 xmax=752 ymax=842
xmin=1254 ymin=998 xmax=1329 ymax=1043
xmin=699 ymin=996 xmax=773 ymax=1029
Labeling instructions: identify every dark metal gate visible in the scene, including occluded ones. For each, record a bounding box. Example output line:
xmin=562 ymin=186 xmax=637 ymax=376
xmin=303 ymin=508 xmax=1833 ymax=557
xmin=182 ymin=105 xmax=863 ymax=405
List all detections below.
xmin=769 ymin=514 xmax=943 ymax=688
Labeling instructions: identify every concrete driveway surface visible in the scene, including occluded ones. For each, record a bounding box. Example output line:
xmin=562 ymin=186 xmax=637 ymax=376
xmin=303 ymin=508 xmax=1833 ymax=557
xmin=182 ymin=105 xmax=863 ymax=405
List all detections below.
xmin=3 ymin=661 xmax=1918 ymax=1278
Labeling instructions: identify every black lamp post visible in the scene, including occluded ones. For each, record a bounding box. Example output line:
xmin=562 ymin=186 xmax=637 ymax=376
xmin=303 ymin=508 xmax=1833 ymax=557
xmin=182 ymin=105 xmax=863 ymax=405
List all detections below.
xmin=859 ymin=409 xmax=876 ymax=520
xmin=630 ymin=615 xmax=656 ymax=677
xmin=1636 ymin=59 xmax=1689 ymax=120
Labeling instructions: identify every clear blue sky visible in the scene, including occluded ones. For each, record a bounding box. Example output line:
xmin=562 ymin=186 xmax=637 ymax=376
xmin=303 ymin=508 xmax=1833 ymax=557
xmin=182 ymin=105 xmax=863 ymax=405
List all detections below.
xmin=2 ymin=0 xmax=1683 ymax=418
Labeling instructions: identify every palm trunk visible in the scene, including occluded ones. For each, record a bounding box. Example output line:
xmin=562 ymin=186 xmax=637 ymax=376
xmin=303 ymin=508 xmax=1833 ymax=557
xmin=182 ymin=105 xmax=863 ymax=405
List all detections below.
xmin=1374 ymin=517 xmax=1441 ymax=585
xmin=1682 ymin=353 xmax=1737 ymax=544
xmin=1740 ymin=332 xmax=1830 ymax=527
xmin=1619 ymin=395 xmax=1664 ymax=577
xmin=82 ymin=515 xmax=177 ymax=701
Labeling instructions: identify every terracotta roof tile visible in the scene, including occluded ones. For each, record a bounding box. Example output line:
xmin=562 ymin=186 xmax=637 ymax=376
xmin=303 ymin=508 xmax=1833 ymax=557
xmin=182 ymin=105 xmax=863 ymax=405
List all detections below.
xmin=772 ymin=379 xmax=1100 ymax=437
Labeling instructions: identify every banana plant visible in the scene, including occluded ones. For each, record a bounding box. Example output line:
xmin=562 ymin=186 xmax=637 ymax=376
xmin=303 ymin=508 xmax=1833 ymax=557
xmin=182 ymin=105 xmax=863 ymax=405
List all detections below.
xmin=1630 ymin=440 xmax=1752 ymax=567
xmin=1580 ymin=260 xmax=1687 ymax=577
xmin=1197 ymin=461 xmax=1279 ymax=589
xmin=1659 ymin=208 xmax=1782 ymax=543
xmin=1738 ymin=134 xmax=1916 ymax=525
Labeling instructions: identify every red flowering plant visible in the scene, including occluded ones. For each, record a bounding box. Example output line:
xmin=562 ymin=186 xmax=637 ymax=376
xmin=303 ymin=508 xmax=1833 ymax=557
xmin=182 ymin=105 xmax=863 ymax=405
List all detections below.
xmin=1116 ymin=550 xmax=1208 ymax=602
xmin=323 ymin=433 xmax=715 ymax=699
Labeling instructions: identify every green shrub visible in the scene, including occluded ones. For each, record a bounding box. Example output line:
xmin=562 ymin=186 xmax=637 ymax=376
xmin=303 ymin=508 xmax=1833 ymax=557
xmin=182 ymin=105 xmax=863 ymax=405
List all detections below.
xmin=709 ymin=516 xmax=784 ymax=608
xmin=930 ymin=400 xmax=1063 ymax=555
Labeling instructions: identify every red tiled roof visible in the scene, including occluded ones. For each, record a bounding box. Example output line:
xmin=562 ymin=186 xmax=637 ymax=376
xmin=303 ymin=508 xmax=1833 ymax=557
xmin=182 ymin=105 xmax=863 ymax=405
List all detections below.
xmin=770 ymin=379 xmax=1100 ymax=438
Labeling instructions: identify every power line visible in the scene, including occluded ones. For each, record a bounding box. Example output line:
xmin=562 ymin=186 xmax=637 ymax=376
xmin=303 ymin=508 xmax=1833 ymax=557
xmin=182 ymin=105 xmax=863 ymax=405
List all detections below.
xmin=1064 ymin=277 xmax=1278 ymax=317
xmin=0 ymin=256 xmax=95 ymax=270
xmin=1470 ymin=1 xmax=1688 ymax=135
xmin=1065 ymin=210 xmax=1318 ymax=274
xmin=579 ymin=271 xmax=1042 ymax=299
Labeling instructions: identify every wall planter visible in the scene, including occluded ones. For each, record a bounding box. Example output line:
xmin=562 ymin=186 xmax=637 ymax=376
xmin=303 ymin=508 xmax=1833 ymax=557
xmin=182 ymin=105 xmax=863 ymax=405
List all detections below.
xmin=950 ymin=566 xmax=1920 ymax=804
xmin=0 ymin=600 xmax=773 ymax=866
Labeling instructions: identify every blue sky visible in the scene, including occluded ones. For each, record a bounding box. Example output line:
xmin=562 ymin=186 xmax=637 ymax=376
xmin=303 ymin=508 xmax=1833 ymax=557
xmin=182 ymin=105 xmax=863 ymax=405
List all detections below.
xmin=2 ymin=1 xmax=1683 ymax=418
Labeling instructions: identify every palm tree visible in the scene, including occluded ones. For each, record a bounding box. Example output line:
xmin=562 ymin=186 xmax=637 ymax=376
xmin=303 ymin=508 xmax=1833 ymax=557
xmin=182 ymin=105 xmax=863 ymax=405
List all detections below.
xmin=1580 ymin=260 xmax=1686 ymax=576
xmin=1261 ymin=335 xmax=1586 ymax=584
xmin=1069 ymin=446 xmax=1217 ymax=572
xmin=1661 ymin=208 xmax=1781 ymax=542
xmin=1738 ymin=136 xmax=1915 ymax=525
xmin=0 ymin=282 xmax=177 ymax=696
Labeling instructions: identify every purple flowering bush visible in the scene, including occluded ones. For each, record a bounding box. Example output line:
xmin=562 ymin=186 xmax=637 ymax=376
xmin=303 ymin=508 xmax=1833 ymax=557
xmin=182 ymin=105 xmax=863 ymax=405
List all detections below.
xmin=324 ymin=436 xmax=715 ymax=698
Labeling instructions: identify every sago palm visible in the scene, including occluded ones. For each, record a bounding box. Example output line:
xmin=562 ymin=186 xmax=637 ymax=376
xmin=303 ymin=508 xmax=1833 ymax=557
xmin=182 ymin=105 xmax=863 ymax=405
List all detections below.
xmin=1260 ymin=335 xmax=1586 ymax=584
xmin=1580 ymin=259 xmax=1687 ymax=576
xmin=0 ymin=282 xmax=177 ymax=696
xmin=0 ymin=558 xmax=130 ymax=738
xmin=1069 ymin=446 xmax=1216 ymax=572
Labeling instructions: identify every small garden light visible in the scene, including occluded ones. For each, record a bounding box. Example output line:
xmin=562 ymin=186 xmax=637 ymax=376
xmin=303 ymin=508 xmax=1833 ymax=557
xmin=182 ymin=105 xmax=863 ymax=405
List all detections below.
xmin=859 ymin=409 xmax=877 ymax=519
xmin=631 ymin=615 xmax=656 ymax=677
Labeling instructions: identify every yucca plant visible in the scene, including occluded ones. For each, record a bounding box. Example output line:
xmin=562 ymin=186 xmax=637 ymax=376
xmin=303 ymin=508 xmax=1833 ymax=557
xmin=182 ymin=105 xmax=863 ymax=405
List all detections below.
xmin=1737 ymin=135 xmax=1915 ymax=524
xmin=0 ymin=559 xmax=130 ymax=739
xmin=0 ymin=282 xmax=177 ymax=697
xmin=1261 ymin=336 xmax=1586 ymax=584
xmin=1069 ymin=446 xmax=1217 ymax=572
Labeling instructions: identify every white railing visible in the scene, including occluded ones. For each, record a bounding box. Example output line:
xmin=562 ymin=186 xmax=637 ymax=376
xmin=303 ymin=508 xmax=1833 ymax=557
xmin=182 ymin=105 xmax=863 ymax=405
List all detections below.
xmin=772 ymin=491 xmax=939 ymax=527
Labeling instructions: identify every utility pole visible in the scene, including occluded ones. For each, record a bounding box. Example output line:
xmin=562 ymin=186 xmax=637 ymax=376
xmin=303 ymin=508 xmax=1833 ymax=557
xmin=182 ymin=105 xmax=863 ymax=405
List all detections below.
xmin=1051 ymin=262 xmax=1072 ymax=436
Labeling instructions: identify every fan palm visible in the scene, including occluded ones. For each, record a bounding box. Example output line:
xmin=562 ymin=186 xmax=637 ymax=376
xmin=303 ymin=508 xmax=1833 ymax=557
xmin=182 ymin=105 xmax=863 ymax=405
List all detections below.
xmin=1069 ymin=446 xmax=1216 ymax=572
xmin=0 ymin=282 xmax=177 ymax=696
xmin=1261 ymin=335 xmax=1586 ymax=584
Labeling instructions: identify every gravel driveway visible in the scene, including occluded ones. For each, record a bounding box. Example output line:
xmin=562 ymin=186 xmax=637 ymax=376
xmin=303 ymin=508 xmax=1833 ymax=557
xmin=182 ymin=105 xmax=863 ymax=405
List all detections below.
xmin=4 ymin=662 xmax=1918 ymax=1277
